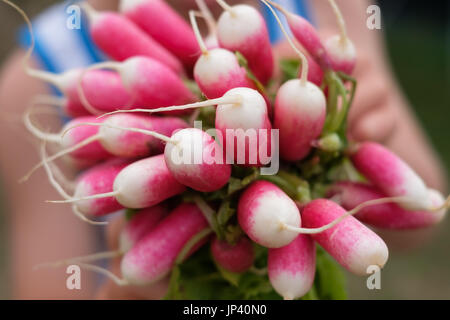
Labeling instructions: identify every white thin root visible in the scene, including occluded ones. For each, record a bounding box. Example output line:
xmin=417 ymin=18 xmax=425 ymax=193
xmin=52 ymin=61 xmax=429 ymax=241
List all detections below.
xmin=195 ymin=0 xmax=217 ymax=40
xmin=48 ymin=191 xmax=120 ymax=204
xmin=190 ymin=10 xmax=208 ymax=55
xmin=34 ymin=250 xmax=121 ymax=270
xmin=260 ymin=0 xmax=309 ymax=85
xmin=40 ymin=142 xmax=108 ymax=225
xmin=97 ymin=94 xmax=242 ymax=118
xmin=20 ymin=133 xmax=102 ymax=183
xmin=281 ymin=196 xmax=425 ymax=234
xmin=216 ymin=0 xmax=235 ymax=16
xmin=327 ymin=0 xmax=348 ymax=46
xmin=61 ymin=122 xmax=176 ymax=145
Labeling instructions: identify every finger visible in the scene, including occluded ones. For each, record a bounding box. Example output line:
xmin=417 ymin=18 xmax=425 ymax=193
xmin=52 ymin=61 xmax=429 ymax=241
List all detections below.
xmin=349 ymin=104 xmax=397 ymax=143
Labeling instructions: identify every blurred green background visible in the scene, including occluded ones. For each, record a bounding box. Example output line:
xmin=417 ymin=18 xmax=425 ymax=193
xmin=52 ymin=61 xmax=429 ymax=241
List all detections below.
xmin=0 ymin=0 xmax=448 ymax=299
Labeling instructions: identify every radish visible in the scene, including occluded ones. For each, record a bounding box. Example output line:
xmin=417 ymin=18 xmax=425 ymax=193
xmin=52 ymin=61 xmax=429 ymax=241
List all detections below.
xmin=262 ymin=0 xmax=327 ymax=161
xmin=211 ymin=236 xmax=254 ymax=273
xmin=101 ymin=87 xmax=273 ymax=168
xmin=324 ymin=0 xmax=356 ymax=74
xmin=237 ymin=181 xmax=301 ymax=248
xmin=268 ymin=234 xmax=316 ymax=300
xmin=41 ymin=146 xmax=130 ymax=224
xmin=164 ymin=128 xmax=232 ymax=192
xmin=80 ymin=56 xmax=196 ymax=115
xmin=300 ymin=55 xmax=325 ymax=87
xmin=350 ymin=142 xmax=435 ymax=211
xmin=81 ymin=2 xmax=183 ymax=74
xmin=190 ymin=10 xmax=256 ymax=99
xmin=121 ymin=203 xmax=210 ymax=285
xmin=23 ymin=113 xmax=187 ymax=180
xmin=329 ymin=182 xmax=447 ymax=229
xmin=264 ymin=0 xmax=331 ymax=69
xmin=36 ymin=204 xmax=168 ymax=268
xmin=27 ymin=68 xmax=134 ymax=116
xmin=301 ymin=199 xmax=389 ymax=276
xmin=195 ymin=0 xmax=219 ymax=49
xmin=215 ymin=1 xmax=274 ymax=85
xmin=119 ymin=0 xmax=200 ymax=69
xmin=50 ymin=154 xmax=186 ymax=209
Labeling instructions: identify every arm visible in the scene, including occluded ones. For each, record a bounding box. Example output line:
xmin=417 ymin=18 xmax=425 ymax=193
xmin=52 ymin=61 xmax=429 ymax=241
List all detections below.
xmin=0 ymin=50 xmax=97 ymax=299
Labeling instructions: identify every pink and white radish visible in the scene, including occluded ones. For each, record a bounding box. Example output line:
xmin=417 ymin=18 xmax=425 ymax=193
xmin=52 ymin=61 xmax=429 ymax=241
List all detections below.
xmin=50 ymin=154 xmax=186 ymax=211
xmin=38 ymin=204 xmax=168 ymax=268
xmin=190 ymin=10 xmax=256 ymax=99
xmin=237 ymin=181 xmax=301 ymax=248
xmin=80 ymin=56 xmax=196 ymax=115
xmin=324 ymin=0 xmax=356 ymax=74
xmin=41 ymin=147 xmax=130 ymax=224
xmin=211 ymin=236 xmax=254 ymax=273
xmin=23 ymin=113 xmax=187 ymax=180
xmin=119 ymin=0 xmax=200 ymax=69
xmin=264 ymin=0 xmax=331 ymax=69
xmin=262 ymin=0 xmax=327 ymax=161
xmin=216 ymin=1 xmax=274 ymax=85
xmin=329 ymin=182 xmax=447 ymax=229
xmin=350 ymin=142 xmax=434 ymax=211
xmin=164 ymin=128 xmax=231 ymax=192
xmin=102 ymin=87 xmax=273 ymax=167
xmin=121 ymin=203 xmax=210 ymax=285
xmin=81 ymin=2 xmax=183 ymax=74
xmin=4 ymin=0 xmax=135 ymax=116
xmin=301 ymin=199 xmax=388 ymax=276
xmin=268 ymin=234 xmax=316 ymax=300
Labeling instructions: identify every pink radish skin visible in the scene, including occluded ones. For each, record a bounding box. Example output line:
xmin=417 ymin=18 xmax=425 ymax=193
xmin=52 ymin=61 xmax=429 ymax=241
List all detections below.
xmin=215 ymin=88 xmax=272 ymax=166
xmin=164 ymin=128 xmax=231 ymax=192
xmin=120 ymin=0 xmax=200 ymax=69
xmin=274 ymin=79 xmax=327 ymax=161
xmin=274 ymin=8 xmax=330 ymax=69
xmin=194 ymin=48 xmax=256 ymax=99
xmin=99 ymin=114 xmax=188 ymax=158
xmin=119 ymin=204 xmax=168 ymax=253
xmin=121 ymin=203 xmax=209 ymax=285
xmin=351 ymin=142 xmax=432 ymax=211
xmin=61 ymin=116 xmax=112 ymax=162
xmin=325 ymin=35 xmax=356 ymax=75
xmin=217 ymin=4 xmax=274 ymax=84
xmin=84 ymin=7 xmax=183 ymax=74
xmin=238 ymin=181 xmax=301 ymax=248
xmin=74 ymin=159 xmax=131 ymax=216
xmin=114 ymin=56 xmax=196 ymax=115
xmin=268 ymin=234 xmax=316 ymax=300
xmin=65 ymin=69 xmax=133 ymax=114
xmin=211 ymin=237 xmax=254 ymax=273
xmin=302 ymin=199 xmax=389 ymax=276
xmin=299 ymin=55 xmax=324 ymax=87
xmin=113 ymin=154 xmax=186 ymax=209
xmin=329 ymin=182 xmax=447 ymax=229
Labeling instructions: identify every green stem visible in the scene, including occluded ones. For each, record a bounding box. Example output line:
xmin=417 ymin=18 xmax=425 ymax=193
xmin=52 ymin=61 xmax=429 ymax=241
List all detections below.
xmin=175 ymin=228 xmax=213 ymax=265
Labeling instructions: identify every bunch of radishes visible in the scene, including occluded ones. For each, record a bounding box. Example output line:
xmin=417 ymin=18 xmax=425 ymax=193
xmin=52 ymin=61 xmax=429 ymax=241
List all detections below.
xmin=8 ymin=0 xmax=448 ymax=300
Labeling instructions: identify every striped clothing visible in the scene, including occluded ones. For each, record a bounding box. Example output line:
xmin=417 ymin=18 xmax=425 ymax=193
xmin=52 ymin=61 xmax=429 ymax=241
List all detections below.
xmin=19 ymin=0 xmax=312 ymax=74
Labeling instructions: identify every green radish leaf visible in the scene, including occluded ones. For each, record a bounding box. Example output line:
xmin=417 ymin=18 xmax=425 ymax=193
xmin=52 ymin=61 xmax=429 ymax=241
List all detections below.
xmin=280 ymin=58 xmax=301 ymax=82
xmin=315 ymin=247 xmax=348 ymax=300
xmin=214 ymin=261 xmax=242 ymax=287
xmin=235 ymin=51 xmax=266 ymax=93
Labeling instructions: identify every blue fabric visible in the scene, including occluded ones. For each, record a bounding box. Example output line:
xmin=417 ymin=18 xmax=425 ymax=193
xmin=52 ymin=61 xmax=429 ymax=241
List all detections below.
xmin=261 ymin=0 xmax=312 ymax=43
xmin=18 ymin=0 xmax=311 ymax=74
